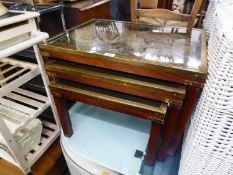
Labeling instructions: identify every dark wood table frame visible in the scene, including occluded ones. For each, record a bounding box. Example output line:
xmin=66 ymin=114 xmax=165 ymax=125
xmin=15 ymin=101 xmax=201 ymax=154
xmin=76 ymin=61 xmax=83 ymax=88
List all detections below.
xmin=39 ymin=19 xmax=207 ymax=165
xmin=41 ymin=43 xmax=206 ymax=155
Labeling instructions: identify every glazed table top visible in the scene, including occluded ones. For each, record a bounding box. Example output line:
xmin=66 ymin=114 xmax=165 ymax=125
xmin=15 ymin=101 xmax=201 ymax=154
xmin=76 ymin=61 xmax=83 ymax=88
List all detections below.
xmin=39 ymin=19 xmax=207 ymax=86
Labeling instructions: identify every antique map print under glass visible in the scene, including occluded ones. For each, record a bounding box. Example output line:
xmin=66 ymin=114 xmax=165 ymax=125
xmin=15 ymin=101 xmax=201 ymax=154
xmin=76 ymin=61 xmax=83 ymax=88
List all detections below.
xmin=48 ymin=19 xmax=203 ymax=70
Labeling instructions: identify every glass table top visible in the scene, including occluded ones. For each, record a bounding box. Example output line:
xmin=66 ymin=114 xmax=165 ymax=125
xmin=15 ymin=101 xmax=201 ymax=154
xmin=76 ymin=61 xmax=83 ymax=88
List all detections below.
xmin=41 ymin=19 xmax=207 ymax=75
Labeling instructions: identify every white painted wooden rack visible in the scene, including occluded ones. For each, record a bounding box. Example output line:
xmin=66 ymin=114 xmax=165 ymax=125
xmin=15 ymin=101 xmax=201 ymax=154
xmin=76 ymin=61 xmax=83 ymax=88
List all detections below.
xmin=0 ymin=10 xmax=60 ymax=174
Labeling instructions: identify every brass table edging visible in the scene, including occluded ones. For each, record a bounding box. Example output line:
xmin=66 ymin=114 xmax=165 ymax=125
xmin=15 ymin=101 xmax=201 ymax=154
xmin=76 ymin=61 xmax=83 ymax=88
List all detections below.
xmin=48 ymin=72 xmax=184 ymax=106
xmin=199 ymin=30 xmax=208 ymax=76
xmin=45 ymin=64 xmax=186 ymax=98
xmin=49 ymin=82 xmax=167 ymax=123
xmin=184 ymin=80 xmax=204 ymax=88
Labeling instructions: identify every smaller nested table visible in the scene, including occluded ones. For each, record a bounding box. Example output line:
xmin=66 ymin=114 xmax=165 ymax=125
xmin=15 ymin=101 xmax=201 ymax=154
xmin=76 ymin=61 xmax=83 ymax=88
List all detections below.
xmin=39 ymin=19 xmax=207 ymax=165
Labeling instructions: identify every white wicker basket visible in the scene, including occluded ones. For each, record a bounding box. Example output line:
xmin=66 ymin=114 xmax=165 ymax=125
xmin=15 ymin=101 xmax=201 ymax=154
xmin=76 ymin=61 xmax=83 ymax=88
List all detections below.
xmin=203 ymin=0 xmax=233 ymax=40
xmin=179 ymin=4 xmax=233 ymax=175
xmin=180 ymin=145 xmax=233 ymax=175
xmin=203 ymin=0 xmax=216 ymax=39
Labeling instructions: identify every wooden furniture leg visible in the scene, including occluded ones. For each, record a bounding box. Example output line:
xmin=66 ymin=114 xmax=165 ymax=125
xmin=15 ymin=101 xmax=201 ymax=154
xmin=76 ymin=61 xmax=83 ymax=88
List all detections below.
xmin=167 ymin=86 xmax=201 ymax=156
xmin=145 ymin=122 xmax=161 ymax=166
xmin=53 ymin=95 xmax=73 ymax=137
xmin=157 ymin=104 xmax=181 ymax=161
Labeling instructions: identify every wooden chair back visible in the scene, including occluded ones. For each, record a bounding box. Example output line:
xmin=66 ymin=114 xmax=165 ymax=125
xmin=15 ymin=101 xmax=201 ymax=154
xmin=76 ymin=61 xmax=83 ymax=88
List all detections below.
xmin=131 ymin=0 xmax=203 ymax=28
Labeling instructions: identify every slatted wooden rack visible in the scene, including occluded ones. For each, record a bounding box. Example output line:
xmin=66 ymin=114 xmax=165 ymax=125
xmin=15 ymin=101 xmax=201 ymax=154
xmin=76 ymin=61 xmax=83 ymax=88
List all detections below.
xmin=0 ymin=10 xmax=60 ymax=174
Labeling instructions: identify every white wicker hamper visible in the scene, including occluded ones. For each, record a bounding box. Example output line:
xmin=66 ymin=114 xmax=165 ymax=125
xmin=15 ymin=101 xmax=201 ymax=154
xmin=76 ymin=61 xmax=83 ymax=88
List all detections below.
xmin=203 ymin=0 xmax=233 ymax=40
xmin=179 ymin=3 xmax=233 ymax=175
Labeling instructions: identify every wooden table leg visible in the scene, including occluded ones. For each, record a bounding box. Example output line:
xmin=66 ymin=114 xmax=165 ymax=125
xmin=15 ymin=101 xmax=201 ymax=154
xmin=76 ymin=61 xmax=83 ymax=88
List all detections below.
xmin=53 ymin=95 xmax=73 ymax=137
xmin=167 ymin=86 xmax=201 ymax=156
xmin=157 ymin=104 xmax=181 ymax=161
xmin=145 ymin=122 xmax=161 ymax=166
